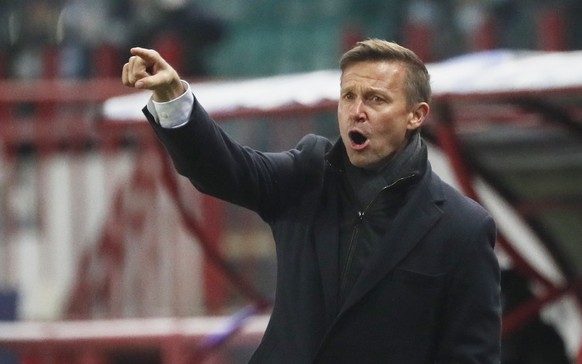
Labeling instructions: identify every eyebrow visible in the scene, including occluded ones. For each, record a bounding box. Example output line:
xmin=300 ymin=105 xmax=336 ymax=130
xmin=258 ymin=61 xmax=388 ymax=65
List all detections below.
xmin=340 ymin=84 xmax=391 ymax=96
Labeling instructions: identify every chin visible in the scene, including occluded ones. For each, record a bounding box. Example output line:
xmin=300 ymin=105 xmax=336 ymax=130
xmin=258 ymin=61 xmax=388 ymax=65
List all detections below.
xmin=348 ymin=158 xmax=374 ymax=170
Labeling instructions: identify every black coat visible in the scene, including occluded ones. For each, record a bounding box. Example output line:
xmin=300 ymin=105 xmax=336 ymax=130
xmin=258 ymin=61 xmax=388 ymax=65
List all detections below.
xmin=145 ymin=98 xmax=501 ymax=364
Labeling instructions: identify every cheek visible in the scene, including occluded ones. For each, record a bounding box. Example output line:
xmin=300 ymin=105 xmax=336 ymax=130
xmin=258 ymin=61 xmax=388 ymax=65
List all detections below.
xmin=337 ymin=105 xmax=350 ymax=123
xmin=373 ymin=118 xmax=407 ymax=146
xmin=337 ymin=110 xmax=352 ymax=134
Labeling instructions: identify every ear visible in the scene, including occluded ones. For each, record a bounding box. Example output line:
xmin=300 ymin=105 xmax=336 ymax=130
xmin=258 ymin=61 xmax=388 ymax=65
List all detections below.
xmin=407 ymin=102 xmax=430 ymax=131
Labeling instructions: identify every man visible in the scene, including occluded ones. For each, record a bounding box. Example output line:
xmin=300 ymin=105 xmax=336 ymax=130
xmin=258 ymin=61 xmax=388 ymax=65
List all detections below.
xmin=122 ymin=39 xmax=501 ymax=363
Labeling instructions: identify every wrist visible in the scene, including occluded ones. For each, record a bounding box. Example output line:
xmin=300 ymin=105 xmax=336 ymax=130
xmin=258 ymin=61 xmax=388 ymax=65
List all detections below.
xmin=152 ymin=78 xmax=185 ymax=102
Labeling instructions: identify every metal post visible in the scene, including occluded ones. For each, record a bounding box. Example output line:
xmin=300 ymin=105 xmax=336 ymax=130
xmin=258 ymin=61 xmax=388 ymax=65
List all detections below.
xmin=537 ymin=7 xmax=567 ymax=51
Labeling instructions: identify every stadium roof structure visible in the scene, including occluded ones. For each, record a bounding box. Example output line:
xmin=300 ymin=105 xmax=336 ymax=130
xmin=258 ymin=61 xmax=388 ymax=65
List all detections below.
xmin=104 ymin=49 xmax=582 ymax=119
xmin=103 ymin=50 xmax=582 ymax=356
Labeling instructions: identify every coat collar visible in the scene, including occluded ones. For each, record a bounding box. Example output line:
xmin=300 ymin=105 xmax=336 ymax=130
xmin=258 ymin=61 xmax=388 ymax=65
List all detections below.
xmin=341 ymin=132 xmax=427 ymax=208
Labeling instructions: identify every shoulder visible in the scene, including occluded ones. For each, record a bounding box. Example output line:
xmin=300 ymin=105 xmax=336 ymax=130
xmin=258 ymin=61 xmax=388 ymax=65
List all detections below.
xmin=430 ymin=171 xmax=489 ymax=219
xmin=285 ymin=134 xmax=334 ymax=176
xmin=429 ymin=171 xmax=496 ymax=243
xmin=294 ymin=134 xmax=333 ymax=154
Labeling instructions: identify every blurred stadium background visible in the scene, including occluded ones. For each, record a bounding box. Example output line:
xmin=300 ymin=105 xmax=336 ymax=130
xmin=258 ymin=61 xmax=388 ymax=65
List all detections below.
xmin=1 ymin=0 xmax=582 ymax=363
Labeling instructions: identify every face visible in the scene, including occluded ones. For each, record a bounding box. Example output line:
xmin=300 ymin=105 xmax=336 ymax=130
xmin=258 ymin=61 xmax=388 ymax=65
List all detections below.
xmin=338 ymin=61 xmax=429 ymax=170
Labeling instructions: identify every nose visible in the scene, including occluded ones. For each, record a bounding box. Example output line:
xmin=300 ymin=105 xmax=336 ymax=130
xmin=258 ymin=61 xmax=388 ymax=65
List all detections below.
xmin=349 ymin=98 xmax=366 ymax=122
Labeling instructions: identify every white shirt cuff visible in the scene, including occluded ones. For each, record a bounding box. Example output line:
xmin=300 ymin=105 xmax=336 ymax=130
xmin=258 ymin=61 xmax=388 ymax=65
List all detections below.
xmin=147 ymin=80 xmax=194 ymax=128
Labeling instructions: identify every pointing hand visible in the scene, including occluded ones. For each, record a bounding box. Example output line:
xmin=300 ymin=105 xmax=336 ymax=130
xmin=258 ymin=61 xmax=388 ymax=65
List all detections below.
xmin=122 ymin=47 xmax=185 ymax=102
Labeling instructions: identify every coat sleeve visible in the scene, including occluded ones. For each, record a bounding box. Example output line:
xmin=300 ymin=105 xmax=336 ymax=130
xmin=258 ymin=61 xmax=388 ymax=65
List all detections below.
xmin=435 ymin=213 xmax=501 ymax=364
xmin=143 ymin=96 xmax=328 ymax=221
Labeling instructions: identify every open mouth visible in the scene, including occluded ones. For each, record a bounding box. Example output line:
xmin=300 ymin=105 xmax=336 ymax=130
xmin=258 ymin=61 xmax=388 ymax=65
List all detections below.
xmin=349 ymin=131 xmax=368 ymax=146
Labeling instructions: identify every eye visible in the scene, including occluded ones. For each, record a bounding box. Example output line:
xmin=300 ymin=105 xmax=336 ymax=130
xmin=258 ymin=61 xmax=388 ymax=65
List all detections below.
xmin=370 ymin=95 xmax=385 ymax=104
xmin=342 ymin=92 xmax=355 ymax=100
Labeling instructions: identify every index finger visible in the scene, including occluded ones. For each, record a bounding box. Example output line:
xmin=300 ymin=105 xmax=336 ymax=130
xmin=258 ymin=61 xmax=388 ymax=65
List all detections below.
xmin=130 ymin=47 xmax=161 ymax=65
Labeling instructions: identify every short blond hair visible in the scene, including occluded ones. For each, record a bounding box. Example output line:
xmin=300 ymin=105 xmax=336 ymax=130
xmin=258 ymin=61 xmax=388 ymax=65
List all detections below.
xmin=340 ymin=39 xmax=431 ymax=105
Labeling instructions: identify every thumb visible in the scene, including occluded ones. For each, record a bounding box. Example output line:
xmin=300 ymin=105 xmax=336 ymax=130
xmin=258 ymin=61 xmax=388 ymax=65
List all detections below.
xmin=134 ymin=72 xmax=171 ymax=90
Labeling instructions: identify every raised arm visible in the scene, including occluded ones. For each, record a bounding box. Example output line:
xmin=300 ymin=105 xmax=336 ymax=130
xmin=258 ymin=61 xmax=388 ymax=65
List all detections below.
xmin=120 ymin=47 xmax=330 ymax=222
xmin=122 ymin=47 xmax=185 ymax=102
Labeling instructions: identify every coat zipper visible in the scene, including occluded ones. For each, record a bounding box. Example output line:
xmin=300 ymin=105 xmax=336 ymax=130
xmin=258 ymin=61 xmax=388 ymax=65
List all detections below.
xmin=338 ymin=173 xmax=417 ymax=299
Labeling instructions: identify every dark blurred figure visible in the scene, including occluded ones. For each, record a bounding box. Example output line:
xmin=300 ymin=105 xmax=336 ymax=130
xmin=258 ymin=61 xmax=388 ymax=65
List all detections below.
xmin=114 ymin=0 xmax=224 ymax=77
xmin=7 ymin=0 xmax=60 ymax=79
xmin=501 ymin=269 xmax=570 ymax=364
xmin=565 ymin=0 xmax=582 ymax=50
xmin=0 ymin=0 xmax=9 ymax=78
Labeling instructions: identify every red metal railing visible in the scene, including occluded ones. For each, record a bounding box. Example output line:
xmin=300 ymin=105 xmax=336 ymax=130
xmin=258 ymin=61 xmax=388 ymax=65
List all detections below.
xmin=0 ymin=77 xmax=272 ymax=362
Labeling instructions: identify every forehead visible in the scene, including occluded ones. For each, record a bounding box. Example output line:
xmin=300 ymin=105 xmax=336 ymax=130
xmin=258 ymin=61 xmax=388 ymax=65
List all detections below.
xmin=340 ymin=60 xmax=407 ymax=90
